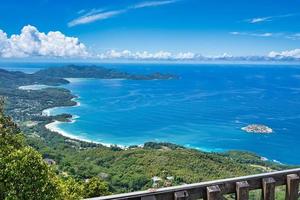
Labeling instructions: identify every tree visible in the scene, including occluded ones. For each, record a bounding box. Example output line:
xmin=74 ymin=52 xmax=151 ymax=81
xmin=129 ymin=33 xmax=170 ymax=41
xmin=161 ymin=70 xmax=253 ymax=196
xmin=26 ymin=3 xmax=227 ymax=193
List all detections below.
xmin=60 ymin=177 xmax=84 ymax=200
xmin=1 ymin=147 xmax=65 ymax=200
xmin=83 ymin=177 xmax=111 ymax=198
xmin=0 ymin=98 xmax=81 ymax=200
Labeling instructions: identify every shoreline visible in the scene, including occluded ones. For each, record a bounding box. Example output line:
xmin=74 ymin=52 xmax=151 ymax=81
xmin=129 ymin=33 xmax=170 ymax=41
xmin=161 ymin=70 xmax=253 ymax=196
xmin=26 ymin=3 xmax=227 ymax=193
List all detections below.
xmin=42 ymin=97 xmax=281 ymax=162
xmin=18 ymin=82 xmax=96 ymax=144
xmin=42 ymin=97 xmax=81 ymax=116
xmin=45 ymin=119 xmax=126 ymax=149
xmin=42 ymin=94 xmax=126 ymax=148
xmin=32 ymin=82 xmax=284 ymax=164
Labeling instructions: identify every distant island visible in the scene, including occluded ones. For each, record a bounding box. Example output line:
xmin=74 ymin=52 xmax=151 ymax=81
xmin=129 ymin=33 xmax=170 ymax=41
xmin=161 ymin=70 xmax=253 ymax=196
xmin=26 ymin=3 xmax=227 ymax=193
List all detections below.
xmin=242 ymin=124 xmax=273 ymax=134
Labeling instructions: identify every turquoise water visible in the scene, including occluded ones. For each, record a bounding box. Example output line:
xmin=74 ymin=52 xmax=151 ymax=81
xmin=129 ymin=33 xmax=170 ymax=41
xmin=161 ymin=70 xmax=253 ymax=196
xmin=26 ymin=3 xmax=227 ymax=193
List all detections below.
xmin=4 ymin=63 xmax=300 ymax=164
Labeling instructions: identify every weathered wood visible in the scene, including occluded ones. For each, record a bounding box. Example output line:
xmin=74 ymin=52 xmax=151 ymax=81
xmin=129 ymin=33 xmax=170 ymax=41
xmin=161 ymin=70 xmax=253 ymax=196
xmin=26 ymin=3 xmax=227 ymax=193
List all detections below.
xmin=87 ymin=168 xmax=300 ymax=200
xmin=285 ymin=174 xmax=300 ymax=200
xmin=207 ymin=185 xmax=222 ymax=200
xmin=263 ymin=177 xmax=276 ymax=200
xmin=174 ymin=190 xmax=189 ymax=200
xmin=236 ymin=181 xmax=250 ymax=200
xmin=141 ymin=195 xmax=156 ymax=200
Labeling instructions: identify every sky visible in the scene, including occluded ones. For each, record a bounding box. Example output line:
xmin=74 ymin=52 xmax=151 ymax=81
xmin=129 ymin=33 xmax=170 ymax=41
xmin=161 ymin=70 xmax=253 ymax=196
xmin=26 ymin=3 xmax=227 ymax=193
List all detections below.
xmin=0 ymin=0 xmax=300 ymax=61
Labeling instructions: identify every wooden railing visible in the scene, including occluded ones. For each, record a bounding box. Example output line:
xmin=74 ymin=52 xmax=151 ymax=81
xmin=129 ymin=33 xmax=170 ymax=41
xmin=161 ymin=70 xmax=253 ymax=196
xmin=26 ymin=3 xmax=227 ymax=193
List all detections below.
xmin=86 ymin=168 xmax=300 ymax=200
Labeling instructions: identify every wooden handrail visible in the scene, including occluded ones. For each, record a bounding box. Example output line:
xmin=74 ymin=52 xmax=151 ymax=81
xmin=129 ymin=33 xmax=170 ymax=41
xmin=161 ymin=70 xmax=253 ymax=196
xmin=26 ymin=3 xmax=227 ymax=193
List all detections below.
xmin=86 ymin=168 xmax=300 ymax=200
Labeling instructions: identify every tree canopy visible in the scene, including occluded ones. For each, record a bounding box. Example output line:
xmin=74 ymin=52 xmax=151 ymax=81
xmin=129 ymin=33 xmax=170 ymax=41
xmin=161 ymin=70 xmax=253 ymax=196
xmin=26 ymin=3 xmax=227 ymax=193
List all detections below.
xmin=0 ymin=99 xmax=82 ymax=200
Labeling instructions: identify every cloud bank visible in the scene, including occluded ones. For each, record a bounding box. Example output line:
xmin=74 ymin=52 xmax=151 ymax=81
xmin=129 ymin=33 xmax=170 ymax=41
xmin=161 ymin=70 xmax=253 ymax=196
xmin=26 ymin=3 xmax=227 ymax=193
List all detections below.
xmin=1 ymin=25 xmax=300 ymax=62
xmin=0 ymin=25 xmax=88 ymax=58
xmin=269 ymin=49 xmax=300 ymax=59
xmin=97 ymin=49 xmax=300 ymax=62
xmin=97 ymin=50 xmax=198 ymax=60
xmin=68 ymin=0 xmax=178 ymax=27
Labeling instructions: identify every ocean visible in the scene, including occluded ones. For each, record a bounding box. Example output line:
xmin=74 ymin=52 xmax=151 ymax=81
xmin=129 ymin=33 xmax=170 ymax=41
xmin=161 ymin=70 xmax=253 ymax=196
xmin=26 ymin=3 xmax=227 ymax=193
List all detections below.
xmin=3 ymin=63 xmax=300 ymax=164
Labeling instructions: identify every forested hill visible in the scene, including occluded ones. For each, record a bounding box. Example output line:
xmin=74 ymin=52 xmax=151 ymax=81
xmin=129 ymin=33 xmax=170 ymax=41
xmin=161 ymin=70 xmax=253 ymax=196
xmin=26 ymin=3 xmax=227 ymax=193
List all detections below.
xmin=0 ymin=68 xmax=68 ymax=88
xmin=0 ymin=65 xmax=178 ymax=89
xmin=34 ymin=65 xmax=178 ymax=80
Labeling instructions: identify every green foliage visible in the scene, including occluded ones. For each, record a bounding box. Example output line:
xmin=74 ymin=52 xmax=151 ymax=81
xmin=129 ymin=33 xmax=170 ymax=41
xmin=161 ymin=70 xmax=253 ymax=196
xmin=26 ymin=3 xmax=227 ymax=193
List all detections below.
xmin=143 ymin=142 xmax=184 ymax=150
xmin=83 ymin=177 xmax=111 ymax=198
xmin=59 ymin=177 xmax=84 ymax=200
xmin=0 ymin=147 xmax=64 ymax=200
xmin=0 ymin=100 xmax=83 ymax=200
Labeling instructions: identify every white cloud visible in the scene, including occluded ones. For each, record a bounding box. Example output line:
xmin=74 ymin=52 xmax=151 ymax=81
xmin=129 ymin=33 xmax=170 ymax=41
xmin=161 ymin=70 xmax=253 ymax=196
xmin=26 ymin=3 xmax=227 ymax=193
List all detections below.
xmin=68 ymin=0 xmax=179 ymax=27
xmin=268 ymin=49 xmax=300 ymax=59
xmin=131 ymin=0 xmax=178 ymax=9
xmin=249 ymin=17 xmax=272 ymax=24
xmin=230 ymin=32 xmax=273 ymax=37
xmin=68 ymin=10 xmax=125 ymax=27
xmin=252 ymin=32 xmax=273 ymax=37
xmin=230 ymin=31 xmax=300 ymax=41
xmin=98 ymin=49 xmax=199 ymax=60
xmin=0 ymin=25 xmax=88 ymax=58
xmin=246 ymin=13 xmax=297 ymax=24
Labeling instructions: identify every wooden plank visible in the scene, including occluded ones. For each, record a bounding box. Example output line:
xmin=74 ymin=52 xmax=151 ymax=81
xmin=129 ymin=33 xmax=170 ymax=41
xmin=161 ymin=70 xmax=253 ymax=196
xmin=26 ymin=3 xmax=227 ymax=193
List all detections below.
xmin=152 ymin=192 xmax=174 ymax=200
xmin=263 ymin=177 xmax=276 ymax=200
xmin=207 ymin=185 xmax=222 ymax=200
xmin=174 ymin=190 xmax=189 ymax=200
xmin=285 ymin=174 xmax=300 ymax=200
xmin=236 ymin=181 xmax=250 ymax=200
xmin=87 ymin=168 xmax=300 ymax=200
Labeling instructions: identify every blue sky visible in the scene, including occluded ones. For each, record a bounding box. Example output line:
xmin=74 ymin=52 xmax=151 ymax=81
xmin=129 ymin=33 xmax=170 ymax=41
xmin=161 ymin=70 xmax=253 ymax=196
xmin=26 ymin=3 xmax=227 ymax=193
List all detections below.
xmin=0 ymin=0 xmax=300 ymax=60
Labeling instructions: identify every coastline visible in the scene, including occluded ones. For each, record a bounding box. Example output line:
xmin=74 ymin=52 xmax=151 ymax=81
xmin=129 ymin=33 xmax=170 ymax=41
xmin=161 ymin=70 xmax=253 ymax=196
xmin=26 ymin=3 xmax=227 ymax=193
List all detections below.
xmin=20 ymin=81 xmax=284 ymax=163
xmin=42 ymin=93 xmax=277 ymax=160
xmin=18 ymin=81 xmax=95 ymax=144
xmin=42 ymin=97 xmax=81 ymax=116
xmin=44 ymin=119 xmax=126 ymax=148
xmin=42 ymin=97 xmax=100 ymax=144
xmin=38 ymin=78 xmax=127 ymax=148
xmin=42 ymin=93 xmax=125 ymax=148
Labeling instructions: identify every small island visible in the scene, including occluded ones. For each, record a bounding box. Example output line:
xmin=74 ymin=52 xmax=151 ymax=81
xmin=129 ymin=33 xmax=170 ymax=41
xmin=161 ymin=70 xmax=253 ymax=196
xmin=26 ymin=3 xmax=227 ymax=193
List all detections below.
xmin=242 ymin=124 xmax=273 ymax=134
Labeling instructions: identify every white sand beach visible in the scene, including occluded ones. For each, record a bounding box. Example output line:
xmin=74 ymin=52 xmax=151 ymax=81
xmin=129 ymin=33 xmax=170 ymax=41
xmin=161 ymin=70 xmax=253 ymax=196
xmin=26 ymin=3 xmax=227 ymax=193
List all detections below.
xmin=18 ymin=84 xmax=53 ymax=90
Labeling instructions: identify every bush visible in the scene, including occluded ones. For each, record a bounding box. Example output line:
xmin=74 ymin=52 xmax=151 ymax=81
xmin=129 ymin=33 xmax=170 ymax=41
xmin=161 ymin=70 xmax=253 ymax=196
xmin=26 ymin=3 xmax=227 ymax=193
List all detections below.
xmin=83 ymin=177 xmax=111 ymax=198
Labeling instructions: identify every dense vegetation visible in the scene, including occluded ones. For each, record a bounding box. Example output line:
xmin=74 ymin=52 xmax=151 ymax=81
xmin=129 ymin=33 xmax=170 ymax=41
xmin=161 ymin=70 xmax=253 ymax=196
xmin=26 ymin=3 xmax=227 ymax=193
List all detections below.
xmin=0 ymin=66 xmax=292 ymax=199
xmin=0 ymin=99 xmax=112 ymax=199
xmin=35 ymin=65 xmax=178 ymax=80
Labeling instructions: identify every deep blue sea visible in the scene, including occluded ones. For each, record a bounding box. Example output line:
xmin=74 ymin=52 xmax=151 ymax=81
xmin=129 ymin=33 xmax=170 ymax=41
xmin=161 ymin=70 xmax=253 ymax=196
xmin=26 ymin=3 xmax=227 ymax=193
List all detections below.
xmin=2 ymin=62 xmax=300 ymax=164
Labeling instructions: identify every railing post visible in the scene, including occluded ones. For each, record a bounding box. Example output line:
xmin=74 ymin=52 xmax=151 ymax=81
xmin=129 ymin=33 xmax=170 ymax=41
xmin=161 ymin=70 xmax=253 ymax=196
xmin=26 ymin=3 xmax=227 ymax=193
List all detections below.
xmin=285 ymin=174 xmax=300 ymax=200
xmin=263 ymin=177 xmax=276 ymax=200
xmin=174 ymin=190 xmax=189 ymax=200
xmin=236 ymin=181 xmax=250 ymax=200
xmin=207 ymin=185 xmax=222 ymax=200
